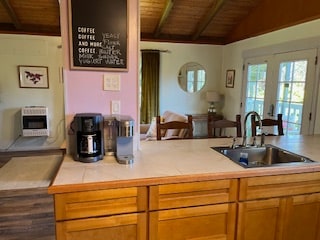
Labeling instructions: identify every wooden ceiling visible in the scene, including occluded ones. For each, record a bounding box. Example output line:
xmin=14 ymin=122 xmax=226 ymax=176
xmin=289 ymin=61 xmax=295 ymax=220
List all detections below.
xmin=0 ymin=0 xmax=60 ymax=36
xmin=140 ymin=0 xmax=264 ymax=44
xmin=141 ymin=0 xmax=320 ymax=44
xmin=0 ymin=0 xmax=319 ymax=44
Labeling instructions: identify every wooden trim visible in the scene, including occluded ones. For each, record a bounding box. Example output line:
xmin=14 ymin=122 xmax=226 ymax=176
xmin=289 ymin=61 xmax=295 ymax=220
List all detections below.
xmin=48 ymin=164 xmax=320 ymax=194
xmin=137 ymin=186 xmax=148 ymax=212
xmin=149 ymin=185 xmax=159 ymax=210
xmin=149 ymin=211 xmax=159 ymax=240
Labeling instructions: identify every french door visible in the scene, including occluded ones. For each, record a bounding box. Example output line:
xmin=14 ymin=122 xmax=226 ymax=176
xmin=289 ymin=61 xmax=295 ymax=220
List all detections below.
xmin=243 ymin=49 xmax=318 ymax=135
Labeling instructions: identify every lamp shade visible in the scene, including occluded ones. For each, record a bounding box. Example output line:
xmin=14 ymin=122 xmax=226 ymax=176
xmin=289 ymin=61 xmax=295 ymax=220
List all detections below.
xmin=206 ymin=91 xmax=221 ymax=102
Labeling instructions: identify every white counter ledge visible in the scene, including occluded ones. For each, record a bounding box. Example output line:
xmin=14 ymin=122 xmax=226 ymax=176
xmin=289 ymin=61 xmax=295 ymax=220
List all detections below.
xmin=48 ymin=135 xmax=320 ymax=194
xmin=0 ymin=154 xmax=62 ymax=190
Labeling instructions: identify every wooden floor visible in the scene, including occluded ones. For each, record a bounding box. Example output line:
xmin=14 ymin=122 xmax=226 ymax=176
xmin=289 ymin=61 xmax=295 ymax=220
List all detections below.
xmin=0 ymin=188 xmax=56 ymax=240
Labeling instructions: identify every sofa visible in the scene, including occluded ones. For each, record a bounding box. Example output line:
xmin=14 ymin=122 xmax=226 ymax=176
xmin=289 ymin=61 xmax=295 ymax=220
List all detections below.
xmin=140 ymin=111 xmax=190 ymax=140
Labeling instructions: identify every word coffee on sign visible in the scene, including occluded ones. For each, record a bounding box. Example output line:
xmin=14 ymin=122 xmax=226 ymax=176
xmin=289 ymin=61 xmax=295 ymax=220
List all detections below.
xmin=76 ymin=26 xmax=125 ymax=67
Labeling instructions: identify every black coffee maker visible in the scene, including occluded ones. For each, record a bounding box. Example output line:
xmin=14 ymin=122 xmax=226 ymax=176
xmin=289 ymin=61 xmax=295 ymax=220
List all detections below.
xmin=73 ymin=113 xmax=104 ymax=163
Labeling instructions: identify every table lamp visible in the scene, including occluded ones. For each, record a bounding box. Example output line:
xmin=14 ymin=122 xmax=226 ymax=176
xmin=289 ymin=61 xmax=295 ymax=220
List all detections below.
xmin=206 ymin=91 xmax=221 ymax=114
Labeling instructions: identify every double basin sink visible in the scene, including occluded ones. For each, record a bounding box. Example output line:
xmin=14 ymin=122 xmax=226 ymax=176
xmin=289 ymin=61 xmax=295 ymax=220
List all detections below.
xmin=212 ymin=144 xmax=315 ymax=168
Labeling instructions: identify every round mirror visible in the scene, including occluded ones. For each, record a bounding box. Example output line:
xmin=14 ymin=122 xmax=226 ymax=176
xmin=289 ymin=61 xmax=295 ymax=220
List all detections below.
xmin=178 ymin=62 xmax=206 ymax=93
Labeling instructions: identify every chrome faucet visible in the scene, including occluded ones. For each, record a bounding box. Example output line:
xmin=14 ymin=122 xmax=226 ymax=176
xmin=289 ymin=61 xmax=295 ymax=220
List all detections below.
xmin=242 ymin=111 xmax=265 ymax=147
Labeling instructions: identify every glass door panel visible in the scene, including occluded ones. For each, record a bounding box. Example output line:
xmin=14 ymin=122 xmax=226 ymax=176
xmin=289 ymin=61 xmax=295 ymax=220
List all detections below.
xmin=245 ymin=63 xmax=267 ymax=116
xmin=243 ymin=49 xmax=317 ymax=135
xmin=276 ymin=60 xmax=306 ymax=135
xmin=243 ymin=59 xmax=269 ymax=135
xmin=274 ymin=49 xmax=317 ymax=135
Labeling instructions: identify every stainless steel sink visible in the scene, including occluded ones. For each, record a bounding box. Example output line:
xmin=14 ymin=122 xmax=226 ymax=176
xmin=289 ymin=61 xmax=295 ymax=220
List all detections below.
xmin=212 ymin=144 xmax=315 ymax=168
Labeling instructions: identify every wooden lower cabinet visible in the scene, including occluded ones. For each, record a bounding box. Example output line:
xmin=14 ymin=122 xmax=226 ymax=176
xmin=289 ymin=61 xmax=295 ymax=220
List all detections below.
xmin=237 ymin=193 xmax=320 ymax=240
xmin=53 ymin=180 xmax=237 ymax=240
xmin=237 ymin=198 xmax=286 ymax=240
xmin=52 ymin=173 xmax=320 ymax=240
xmin=150 ymin=203 xmax=237 ymax=240
xmin=56 ymin=212 xmax=147 ymax=240
xmin=149 ymin=179 xmax=238 ymax=240
xmin=283 ymin=193 xmax=320 ymax=240
xmin=237 ymin=173 xmax=320 ymax=240
xmin=54 ymin=186 xmax=148 ymax=240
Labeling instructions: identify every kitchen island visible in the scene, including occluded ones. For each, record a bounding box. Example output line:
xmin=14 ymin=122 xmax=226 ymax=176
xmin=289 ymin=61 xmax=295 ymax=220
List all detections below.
xmin=49 ymin=135 xmax=320 ymax=240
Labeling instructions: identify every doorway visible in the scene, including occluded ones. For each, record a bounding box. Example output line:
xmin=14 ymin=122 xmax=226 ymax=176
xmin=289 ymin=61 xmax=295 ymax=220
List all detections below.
xmin=242 ymin=49 xmax=318 ymax=135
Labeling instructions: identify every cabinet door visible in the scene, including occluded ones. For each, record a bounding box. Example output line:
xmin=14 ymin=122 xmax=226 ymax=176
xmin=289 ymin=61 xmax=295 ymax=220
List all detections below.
xmin=283 ymin=193 xmax=320 ymax=240
xmin=56 ymin=212 xmax=146 ymax=240
xmin=237 ymin=198 xmax=286 ymax=240
xmin=149 ymin=203 xmax=236 ymax=240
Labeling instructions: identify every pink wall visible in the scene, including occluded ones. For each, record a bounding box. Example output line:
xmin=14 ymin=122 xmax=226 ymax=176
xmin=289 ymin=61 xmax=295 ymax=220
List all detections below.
xmin=59 ymin=1 xmax=139 ymax=146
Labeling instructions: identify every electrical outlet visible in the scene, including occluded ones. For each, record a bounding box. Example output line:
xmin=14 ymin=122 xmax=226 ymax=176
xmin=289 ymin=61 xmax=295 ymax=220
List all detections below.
xmin=103 ymin=74 xmax=121 ymax=91
xmin=111 ymin=100 xmax=120 ymax=114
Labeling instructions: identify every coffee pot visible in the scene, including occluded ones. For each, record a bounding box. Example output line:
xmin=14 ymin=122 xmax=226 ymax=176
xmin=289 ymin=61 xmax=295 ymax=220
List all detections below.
xmin=73 ymin=113 xmax=104 ymax=162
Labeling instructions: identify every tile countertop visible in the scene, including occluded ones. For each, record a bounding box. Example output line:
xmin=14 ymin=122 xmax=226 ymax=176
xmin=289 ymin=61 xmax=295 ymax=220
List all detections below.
xmin=48 ymin=135 xmax=320 ymax=194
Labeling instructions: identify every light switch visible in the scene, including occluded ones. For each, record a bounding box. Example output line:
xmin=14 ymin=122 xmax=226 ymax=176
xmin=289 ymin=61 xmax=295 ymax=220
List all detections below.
xmin=111 ymin=100 xmax=121 ymax=114
xmin=103 ymin=74 xmax=121 ymax=91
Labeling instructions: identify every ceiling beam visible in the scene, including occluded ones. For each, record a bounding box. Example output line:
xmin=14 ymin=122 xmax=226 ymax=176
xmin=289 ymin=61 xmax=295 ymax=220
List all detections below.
xmin=0 ymin=0 xmax=22 ymax=30
xmin=192 ymin=0 xmax=227 ymax=41
xmin=154 ymin=0 xmax=175 ymax=38
xmin=141 ymin=32 xmax=225 ymax=45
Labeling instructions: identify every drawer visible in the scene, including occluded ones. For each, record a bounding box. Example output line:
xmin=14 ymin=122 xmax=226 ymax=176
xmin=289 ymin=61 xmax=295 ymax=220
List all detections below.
xmin=56 ymin=212 xmax=147 ymax=240
xmin=54 ymin=187 xmax=147 ymax=220
xmin=239 ymin=172 xmax=320 ymax=201
xmin=149 ymin=179 xmax=238 ymax=210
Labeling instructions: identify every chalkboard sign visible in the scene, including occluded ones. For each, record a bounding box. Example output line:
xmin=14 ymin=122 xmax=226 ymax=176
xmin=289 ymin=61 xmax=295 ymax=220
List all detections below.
xmin=68 ymin=0 xmax=128 ymax=71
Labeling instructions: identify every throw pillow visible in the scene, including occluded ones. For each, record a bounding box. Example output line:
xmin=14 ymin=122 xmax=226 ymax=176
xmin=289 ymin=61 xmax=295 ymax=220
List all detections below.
xmin=162 ymin=111 xmax=187 ymax=138
xmin=145 ymin=116 xmax=164 ymax=140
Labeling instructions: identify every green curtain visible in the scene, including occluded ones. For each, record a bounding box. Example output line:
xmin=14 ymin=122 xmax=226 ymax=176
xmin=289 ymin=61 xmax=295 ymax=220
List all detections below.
xmin=140 ymin=50 xmax=160 ymax=124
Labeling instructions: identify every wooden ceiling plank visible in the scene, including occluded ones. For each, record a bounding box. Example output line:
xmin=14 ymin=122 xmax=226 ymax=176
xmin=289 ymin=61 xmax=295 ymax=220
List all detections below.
xmin=192 ymin=0 xmax=228 ymax=41
xmin=226 ymin=0 xmax=320 ymax=43
xmin=154 ymin=0 xmax=175 ymax=38
xmin=0 ymin=0 xmax=22 ymax=30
